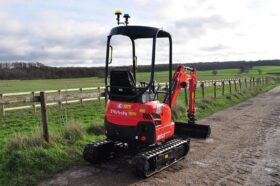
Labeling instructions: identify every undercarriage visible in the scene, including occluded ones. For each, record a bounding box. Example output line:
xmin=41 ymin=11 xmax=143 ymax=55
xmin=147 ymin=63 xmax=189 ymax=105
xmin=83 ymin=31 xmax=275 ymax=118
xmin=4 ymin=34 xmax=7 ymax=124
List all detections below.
xmin=83 ymin=138 xmax=190 ymax=177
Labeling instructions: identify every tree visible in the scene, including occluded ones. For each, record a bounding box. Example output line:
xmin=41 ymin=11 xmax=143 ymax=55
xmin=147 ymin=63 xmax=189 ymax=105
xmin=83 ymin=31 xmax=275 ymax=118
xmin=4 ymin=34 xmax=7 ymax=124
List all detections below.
xmin=212 ymin=70 xmax=218 ymax=76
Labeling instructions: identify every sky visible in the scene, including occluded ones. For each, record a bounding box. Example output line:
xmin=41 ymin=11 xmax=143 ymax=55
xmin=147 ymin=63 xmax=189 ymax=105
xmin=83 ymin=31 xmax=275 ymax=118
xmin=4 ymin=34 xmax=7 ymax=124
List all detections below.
xmin=0 ymin=0 xmax=280 ymax=67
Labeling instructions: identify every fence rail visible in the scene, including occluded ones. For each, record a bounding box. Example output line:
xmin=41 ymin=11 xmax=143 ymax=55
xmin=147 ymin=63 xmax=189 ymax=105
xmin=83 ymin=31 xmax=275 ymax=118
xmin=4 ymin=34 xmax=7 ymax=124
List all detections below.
xmin=0 ymin=77 xmax=268 ymax=116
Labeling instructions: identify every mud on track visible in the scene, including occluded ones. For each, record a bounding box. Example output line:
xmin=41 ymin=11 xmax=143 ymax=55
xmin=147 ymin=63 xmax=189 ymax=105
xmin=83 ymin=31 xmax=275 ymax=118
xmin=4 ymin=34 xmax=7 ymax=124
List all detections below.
xmin=39 ymin=86 xmax=280 ymax=186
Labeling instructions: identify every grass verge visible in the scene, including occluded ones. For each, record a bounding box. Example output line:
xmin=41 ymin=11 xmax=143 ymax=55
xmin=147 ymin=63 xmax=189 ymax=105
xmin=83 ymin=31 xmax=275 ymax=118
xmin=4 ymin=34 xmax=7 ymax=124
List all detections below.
xmin=0 ymin=120 xmax=104 ymax=186
xmin=173 ymin=82 xmax=278 ymax=121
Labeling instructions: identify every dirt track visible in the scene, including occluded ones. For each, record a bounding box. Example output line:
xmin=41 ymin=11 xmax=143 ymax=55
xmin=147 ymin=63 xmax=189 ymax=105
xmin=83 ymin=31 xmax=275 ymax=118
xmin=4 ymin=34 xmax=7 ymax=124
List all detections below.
xmin=39 ymin=86 xmax=280 ymax=186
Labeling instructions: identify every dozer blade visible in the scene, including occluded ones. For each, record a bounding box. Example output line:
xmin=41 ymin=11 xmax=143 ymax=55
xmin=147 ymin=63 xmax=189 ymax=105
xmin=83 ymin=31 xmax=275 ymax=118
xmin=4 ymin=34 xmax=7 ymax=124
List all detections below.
xmin=175 ymin=121 xmax=211 ymax=139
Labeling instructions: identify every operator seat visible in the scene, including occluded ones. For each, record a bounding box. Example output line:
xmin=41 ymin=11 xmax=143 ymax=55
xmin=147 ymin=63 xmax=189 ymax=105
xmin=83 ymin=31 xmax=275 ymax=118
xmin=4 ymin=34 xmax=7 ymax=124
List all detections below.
xmin=109 ymin=70 xmax=137 ymax=101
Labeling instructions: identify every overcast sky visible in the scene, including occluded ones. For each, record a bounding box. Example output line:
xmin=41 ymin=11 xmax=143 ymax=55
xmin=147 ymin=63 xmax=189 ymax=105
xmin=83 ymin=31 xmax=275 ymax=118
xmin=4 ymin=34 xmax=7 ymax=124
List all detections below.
xmin=0 ymin=0 xmax=280 ymax=67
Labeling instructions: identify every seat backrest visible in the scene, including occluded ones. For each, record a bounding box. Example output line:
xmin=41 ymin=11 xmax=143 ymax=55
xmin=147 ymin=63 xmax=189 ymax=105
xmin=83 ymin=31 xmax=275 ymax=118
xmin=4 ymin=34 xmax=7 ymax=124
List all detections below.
xmin=110 ymin=70 xmax=136 ymax=96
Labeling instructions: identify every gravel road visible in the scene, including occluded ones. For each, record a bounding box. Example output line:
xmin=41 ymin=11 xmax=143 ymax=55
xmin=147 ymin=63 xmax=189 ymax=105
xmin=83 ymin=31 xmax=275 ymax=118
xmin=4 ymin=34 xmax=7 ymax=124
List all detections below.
xmin=39 ymin=86 xmax=280 ymax=186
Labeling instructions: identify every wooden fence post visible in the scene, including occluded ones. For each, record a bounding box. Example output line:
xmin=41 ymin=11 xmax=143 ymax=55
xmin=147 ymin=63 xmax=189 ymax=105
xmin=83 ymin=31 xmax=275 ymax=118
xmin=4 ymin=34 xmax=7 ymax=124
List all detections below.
xmin=58 ymin=89 xmax=62 ymax=109
xmin=0 ymin=94 xmax=5 ymax=116
xmin=253 ymin=77 xmax=255 ymax=87
xmin=98 ymin=86 xmax=101 ymax=103
xmin=80 ymin=88 xmax=83 ymax=105
xmin=239 ymin=79 xmax=242 ymax=92
xmin=201 ymin=82 xmax=205 ymax=99
xmin=229 ymin=80 xmax=232 ymax=97
xmin=250 ymin=78 xmax=252 ymax=87
xmin=245 ymin=78 xmax=247 ymax=88
xmin=234 ymin=80 xmax=237 ymax=92
xmin=40 ymin=92 xmax=49 ymax=143
xmin=32 ymin=91 xmax=36 ymax=113
xmin=222 ymin=80 xmax=225 ymax=96
xmin=213 ymin=81 xmax=217 ymax=98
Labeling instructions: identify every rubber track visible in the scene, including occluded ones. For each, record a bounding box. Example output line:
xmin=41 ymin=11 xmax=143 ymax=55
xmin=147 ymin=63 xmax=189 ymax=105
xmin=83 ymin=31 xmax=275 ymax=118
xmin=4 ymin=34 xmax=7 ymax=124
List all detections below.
xmin=135 ymin=138 xmax=190 ymax=177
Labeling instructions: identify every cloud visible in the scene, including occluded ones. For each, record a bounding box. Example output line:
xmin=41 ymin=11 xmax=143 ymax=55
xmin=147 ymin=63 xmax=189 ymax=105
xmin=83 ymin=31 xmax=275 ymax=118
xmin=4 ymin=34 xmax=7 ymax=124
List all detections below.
xmin=171 ymin=14 xmax=234 ymax=44
xmin=200 ymin=44 xmax=230 ymax=53
xmin=0 ymin=9 xmax=108 ymax=66
xmin=0 ymin=0 xmax=280 ymax=66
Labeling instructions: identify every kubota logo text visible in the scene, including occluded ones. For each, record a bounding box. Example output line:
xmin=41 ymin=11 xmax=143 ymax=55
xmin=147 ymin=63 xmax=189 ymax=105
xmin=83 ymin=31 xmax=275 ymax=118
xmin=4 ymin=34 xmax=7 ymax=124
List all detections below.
xmin=110 ymin=109 xmax=128 ymax=116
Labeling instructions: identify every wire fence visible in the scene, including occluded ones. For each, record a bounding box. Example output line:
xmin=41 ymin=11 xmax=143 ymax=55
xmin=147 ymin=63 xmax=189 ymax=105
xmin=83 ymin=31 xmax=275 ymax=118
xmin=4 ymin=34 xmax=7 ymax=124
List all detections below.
xmin=0 ymin=76 xmax=269 ymax=117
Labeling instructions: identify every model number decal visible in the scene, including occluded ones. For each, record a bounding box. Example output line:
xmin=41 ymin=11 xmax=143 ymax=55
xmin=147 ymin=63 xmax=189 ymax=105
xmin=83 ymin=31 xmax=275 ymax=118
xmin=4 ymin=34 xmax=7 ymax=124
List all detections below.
xmin=157 ymin=132 xmax=171 ymax=141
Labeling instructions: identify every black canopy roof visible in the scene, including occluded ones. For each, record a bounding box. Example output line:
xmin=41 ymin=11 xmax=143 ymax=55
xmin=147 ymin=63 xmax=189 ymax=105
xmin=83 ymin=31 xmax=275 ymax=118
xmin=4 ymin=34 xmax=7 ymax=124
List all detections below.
xmin=109 ymin=26 xmax=170 ymax=39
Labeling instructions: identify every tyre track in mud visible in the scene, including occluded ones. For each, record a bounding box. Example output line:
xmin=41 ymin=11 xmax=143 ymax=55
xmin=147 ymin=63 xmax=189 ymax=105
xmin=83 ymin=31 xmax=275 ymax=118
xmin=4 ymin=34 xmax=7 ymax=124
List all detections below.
xmin=39 ymin=86 xmax=280 ymax=186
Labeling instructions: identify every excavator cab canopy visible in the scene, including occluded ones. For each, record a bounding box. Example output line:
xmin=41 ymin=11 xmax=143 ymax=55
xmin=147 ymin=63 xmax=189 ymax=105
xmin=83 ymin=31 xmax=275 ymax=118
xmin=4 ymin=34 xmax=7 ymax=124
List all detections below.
xmin=109 ymin=26 xmax=170 ymax=39
xmin=105 ymin=25 xmax=173 ymax=106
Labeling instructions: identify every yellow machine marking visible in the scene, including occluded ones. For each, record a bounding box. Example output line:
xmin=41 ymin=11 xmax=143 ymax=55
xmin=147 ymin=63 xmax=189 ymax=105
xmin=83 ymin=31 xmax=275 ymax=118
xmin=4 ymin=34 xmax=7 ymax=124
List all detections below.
xmin=124 ymin=104 xmax=132 ymax=109
xmin=128 ymin=111 xmax=137 ymax=116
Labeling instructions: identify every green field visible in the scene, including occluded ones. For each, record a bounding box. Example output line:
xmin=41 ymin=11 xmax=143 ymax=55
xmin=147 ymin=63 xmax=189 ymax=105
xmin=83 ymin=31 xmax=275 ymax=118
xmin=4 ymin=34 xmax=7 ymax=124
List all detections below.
xmin=0 ymin=66 xmax=279 ymax=93
xmin=0 ymin=66 xmax=279 ymax=185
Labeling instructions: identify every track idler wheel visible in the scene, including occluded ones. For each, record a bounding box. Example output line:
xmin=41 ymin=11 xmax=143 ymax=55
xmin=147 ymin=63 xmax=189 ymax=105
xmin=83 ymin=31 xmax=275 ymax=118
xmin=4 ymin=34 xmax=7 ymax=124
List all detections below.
xmin=83 ymin=140 xmax=114 ymax=164
xmin=134 ymin=156 xmax=151 ymax=178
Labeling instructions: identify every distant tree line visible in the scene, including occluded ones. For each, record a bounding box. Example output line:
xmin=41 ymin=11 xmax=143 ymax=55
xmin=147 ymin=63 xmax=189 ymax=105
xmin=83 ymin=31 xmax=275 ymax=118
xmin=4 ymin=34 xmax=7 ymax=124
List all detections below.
xmin=0 ymin=62 xmax=104 ymax=80
xmin=0 ymin=60 xmax=279 ymax=80
xmin=136 ymin=60 xmax=280 ymax=72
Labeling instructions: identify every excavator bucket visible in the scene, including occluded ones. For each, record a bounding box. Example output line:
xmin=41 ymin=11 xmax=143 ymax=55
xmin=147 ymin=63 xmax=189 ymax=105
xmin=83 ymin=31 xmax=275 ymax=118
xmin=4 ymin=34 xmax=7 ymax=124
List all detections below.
xmin=175 ymin=121 xmax=211 ymax=139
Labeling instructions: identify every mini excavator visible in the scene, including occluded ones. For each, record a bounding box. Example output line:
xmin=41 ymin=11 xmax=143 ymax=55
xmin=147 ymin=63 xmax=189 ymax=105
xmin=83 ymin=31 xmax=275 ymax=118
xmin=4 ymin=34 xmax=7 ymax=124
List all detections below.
xmin=84 ymin=11 xmax=211 ymax=177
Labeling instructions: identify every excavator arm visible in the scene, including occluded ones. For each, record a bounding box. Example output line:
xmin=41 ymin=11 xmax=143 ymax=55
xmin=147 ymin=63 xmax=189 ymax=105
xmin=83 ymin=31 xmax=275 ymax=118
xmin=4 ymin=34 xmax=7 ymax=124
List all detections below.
xmin=164 ymin=65 xmax=211 ymax=139
xmin=164 ymin=65 xmax=197 ymax=123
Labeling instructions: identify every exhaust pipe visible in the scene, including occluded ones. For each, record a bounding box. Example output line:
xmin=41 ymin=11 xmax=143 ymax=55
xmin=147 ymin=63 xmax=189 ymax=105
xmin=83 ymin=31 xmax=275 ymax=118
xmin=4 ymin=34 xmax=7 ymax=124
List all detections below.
xmin=175 ymin=121 xmax=211 ymax=139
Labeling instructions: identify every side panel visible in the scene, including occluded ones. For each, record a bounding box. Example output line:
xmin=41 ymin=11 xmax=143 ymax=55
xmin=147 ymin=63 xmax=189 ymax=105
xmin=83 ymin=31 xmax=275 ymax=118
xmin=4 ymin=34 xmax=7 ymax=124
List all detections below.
xmin=105 ymin=100 xmax=175 ymax=144
xmin=105 ymin=100 xmax=157 ymax=126
xmin=155 ymin=104 xmax=174 ymax=143
xmin=105 ymin=118 xmax=156 ymax=145
xmin=155 ymin=122 xmax=174 ymax=143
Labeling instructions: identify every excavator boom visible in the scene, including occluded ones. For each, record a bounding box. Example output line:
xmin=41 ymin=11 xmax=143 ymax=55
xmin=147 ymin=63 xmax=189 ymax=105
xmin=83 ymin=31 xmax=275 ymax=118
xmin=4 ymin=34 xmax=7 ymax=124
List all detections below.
xmin=165 ymin=65 xmax=211 ymax=139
